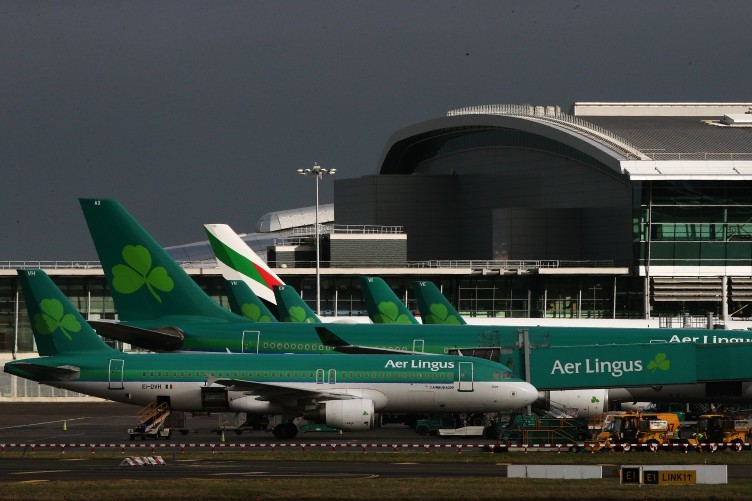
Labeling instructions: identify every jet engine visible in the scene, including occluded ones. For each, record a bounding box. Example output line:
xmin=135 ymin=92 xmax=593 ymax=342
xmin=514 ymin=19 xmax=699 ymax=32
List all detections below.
xmin=304 ymin=399 xmax=375 ymax=431
xmin=539 ymin=389 xmax=610 ymax=417
xmin=228 ymin=395 xmax=284 ymax=414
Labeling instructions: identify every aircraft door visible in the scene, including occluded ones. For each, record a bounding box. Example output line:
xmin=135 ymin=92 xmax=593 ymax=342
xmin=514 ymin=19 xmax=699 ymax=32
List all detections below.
xmin=458 ymin=361 xmax=474 ymax=392
xmin=413 ymin=339 xmax=424 ymax=353
xmin=108 ymin=359 xmax=124 ymax=390
xmin=328 ymin=369 xmax=337 ymax=384
xmin=316 ymin=369 xmax=325 ymax=384
xmin=242 ymin=330 xmax=260 ymax=353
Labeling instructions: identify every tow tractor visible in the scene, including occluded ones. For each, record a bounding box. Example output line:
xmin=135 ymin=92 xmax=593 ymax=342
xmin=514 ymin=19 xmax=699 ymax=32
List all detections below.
xmin=696 ymin=414 xmax=751 ymax=450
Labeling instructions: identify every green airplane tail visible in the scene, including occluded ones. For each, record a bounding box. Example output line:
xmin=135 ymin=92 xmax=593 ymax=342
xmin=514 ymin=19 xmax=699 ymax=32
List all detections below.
xmin=17 ymin=269 xmax=113 ymax=356
xmin=273 ymin=285 xmax=321 ymax=323
xmin=224 ymin=279 xmax=278 ymax=322
xmin=359 ymin=276 xmax=419 ymax=324
xmin=413 ymin=280 xmax=466 ymax=325
xmin=79 ymin=199 xmax=237 ymax=322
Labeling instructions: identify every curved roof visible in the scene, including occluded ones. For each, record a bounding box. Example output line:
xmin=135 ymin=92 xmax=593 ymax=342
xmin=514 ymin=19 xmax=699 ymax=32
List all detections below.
xmin=377 ymin=105 xmax=647 ymax=178
xmin=257 ymin=204 xmax=334 ymax=232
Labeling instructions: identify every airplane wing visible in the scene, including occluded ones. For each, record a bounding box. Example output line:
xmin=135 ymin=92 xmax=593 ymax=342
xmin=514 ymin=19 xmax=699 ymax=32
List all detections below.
xmin=205 ymin=375 xmax=360 ymax=402
xmin=89 ymin=320 xmax=185 ymax=351
xmin=314 ymin=326 xmax=433 ymax=355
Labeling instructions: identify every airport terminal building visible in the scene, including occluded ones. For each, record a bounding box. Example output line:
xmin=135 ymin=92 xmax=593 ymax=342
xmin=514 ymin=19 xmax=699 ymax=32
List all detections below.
xmin=3 ymin=101 xmax=752 ymax=398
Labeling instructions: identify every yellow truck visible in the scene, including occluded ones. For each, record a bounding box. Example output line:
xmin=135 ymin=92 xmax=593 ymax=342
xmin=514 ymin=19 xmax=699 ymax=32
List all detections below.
xmin=589 ymin=412 xmax=685 ymax=451
xmin=695 ymin=414 xmax=751 ymax=450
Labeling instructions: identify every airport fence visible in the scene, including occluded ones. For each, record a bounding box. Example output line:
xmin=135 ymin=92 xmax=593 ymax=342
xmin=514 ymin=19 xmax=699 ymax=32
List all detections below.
xmin=0 ymin=441 xmax=747 ymax=455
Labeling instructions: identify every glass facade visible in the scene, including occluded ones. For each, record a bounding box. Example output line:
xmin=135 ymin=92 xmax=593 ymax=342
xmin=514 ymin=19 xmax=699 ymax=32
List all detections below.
xmin=636 ymin=181 xmax=752 ymax=268
xmin=635 ymin=180 xmax=752 ymax=317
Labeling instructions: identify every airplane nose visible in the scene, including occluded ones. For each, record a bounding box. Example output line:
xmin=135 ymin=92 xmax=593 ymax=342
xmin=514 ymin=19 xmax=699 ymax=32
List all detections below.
xmin=514 ymin=382 xmax=538 ymax=407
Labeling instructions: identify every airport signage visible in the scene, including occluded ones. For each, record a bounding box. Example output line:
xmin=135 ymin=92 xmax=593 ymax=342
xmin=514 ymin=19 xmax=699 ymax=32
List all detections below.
xmin=529 ymin=343 xmax=696 ymax=389
xmin=621 ymin=467 xmax=697 ymax=485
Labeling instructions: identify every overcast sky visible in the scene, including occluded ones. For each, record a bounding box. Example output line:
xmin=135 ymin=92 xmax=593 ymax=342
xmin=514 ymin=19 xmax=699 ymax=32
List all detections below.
xmin=2 ymin=1 xmax=751 ymax=260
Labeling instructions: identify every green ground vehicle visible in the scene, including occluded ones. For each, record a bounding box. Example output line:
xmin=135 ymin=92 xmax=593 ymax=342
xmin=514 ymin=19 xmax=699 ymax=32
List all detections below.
xmin=497 ymin=415 xmax=589 ymax=447
xmin=415 ymin=414 xmax=459 ymax=436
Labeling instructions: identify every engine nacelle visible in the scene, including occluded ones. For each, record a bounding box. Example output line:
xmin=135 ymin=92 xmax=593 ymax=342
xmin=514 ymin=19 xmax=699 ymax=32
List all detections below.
xmin=543 ymin=389 xmax=609 ymax=417
xmin=228 ymin=395 xmax=284 ymax=414
xmin=304 ymin=399 xmax=375 ymax=431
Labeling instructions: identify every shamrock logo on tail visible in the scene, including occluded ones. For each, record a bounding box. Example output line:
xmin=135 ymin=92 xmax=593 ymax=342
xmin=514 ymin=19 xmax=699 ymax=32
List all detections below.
xmin=112 ymin=245 xmax=174 ymax=303
xmin=34 ymin=298 xmax=81 ymax=341
xmin=427 ymin=303 xmax=461 ymax=324
xmin=647 ymin=353 xmax=671 ymax=373
xmin=241 ymin=303 xmax=272 ymax=322
xmin=373 ymin=301 xmax=412 ymax=324
xmin=285 ymin=306 xmax=315 ymax=323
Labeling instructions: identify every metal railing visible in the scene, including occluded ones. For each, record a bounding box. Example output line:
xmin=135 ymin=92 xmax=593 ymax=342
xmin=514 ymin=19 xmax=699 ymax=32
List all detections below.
xmin=644 ymin=152 xmax=752 ymax=161
xmin=289 ymin=224 xmax=405 ymax=237
xmin=0 ymin=259 xmax=618 ymax=271
xmin=0 ymin=261 xmax=102 ymax=270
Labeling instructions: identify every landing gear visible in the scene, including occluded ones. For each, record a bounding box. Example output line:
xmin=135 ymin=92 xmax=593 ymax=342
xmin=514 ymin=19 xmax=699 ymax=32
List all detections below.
xmin=272 ymin=422 xmax=299 ymax=439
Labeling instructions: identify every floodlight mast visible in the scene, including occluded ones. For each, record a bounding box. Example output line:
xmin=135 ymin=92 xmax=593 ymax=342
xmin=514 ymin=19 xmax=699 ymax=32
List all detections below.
xmin=297 ymin=163 xmax=335 ymax=315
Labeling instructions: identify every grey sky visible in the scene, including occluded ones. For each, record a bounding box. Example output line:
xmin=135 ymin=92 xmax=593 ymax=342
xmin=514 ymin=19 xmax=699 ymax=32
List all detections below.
xmin=2 ymin=1 xmax=751 ymax=260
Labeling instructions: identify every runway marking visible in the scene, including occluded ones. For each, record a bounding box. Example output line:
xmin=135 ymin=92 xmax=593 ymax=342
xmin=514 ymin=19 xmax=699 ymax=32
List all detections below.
xmin=208 ymin=473 xmax=379 ymax=479
xmin=11 ymin=470 xmax=70 ymax=475
xmin=0 ymin=418 xmax=91 ymax=430
xmin=16 ymin=480 xmax=50 ymax=484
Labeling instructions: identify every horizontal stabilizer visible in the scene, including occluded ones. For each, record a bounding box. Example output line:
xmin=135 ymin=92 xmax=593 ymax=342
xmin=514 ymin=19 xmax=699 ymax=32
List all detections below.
xmin=314 ymin=326 xmax=432 ymax=355
xmin=8 ymin=363 xmax=80 ymax=380
xmin=89 ymin=321 xmax=185 ymax=351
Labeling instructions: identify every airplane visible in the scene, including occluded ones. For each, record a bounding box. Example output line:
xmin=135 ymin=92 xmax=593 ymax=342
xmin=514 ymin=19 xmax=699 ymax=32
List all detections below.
xmin=413 ymin=280 xmax=465 ymax=325
xmin=4 ymin=269 xmax=539 ymax=439
xmin=80 ymin=198 xmax=720 ymax=355
xmin=224 ymin=279 xmax=278 ymax=323
xmin=360 ymin=276 xmax=420 ymax=324
xmin=80 ymin=198 xmax=752 ymax=416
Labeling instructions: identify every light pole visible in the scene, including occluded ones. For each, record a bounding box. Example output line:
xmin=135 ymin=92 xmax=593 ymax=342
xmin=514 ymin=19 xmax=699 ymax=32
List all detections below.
xmin=297 ymin=163 xmax=336 ymax=316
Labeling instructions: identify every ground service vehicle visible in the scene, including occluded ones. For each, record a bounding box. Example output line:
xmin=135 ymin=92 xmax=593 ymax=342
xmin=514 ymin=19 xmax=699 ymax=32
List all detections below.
xmin=591 ymin=412 xmax=684 ymax=451
xmin=497 ymin=415 xmax=588 ymax=448
xmin=696 ymin=414 xmax=751 ymax=449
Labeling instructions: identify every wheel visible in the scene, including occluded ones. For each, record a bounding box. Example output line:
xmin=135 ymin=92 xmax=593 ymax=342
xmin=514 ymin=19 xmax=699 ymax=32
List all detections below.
xmin=179 ymin=429 xmax=189 ymax=436
xmin=234 ymin=429 xmax=243 ymax=435
xmin=272 ymin=423 xmax=299 ymax=439
xmin=129 ymin=434 xmax=135 ymax=441
xmin=416 ymin=426 xmax=429 ymax=436
xmin=731 ymin=439 xmax=744 ymax=452
xmin=646 ymin=439 xmax=659 ymax=452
